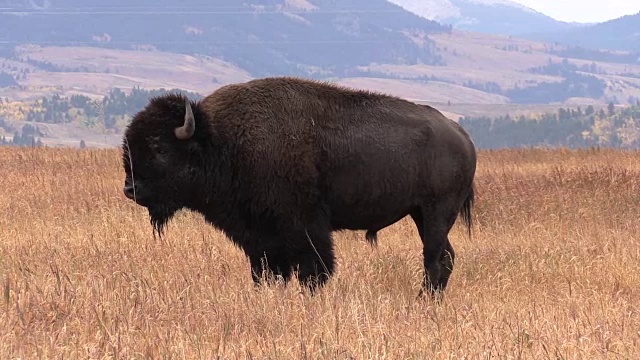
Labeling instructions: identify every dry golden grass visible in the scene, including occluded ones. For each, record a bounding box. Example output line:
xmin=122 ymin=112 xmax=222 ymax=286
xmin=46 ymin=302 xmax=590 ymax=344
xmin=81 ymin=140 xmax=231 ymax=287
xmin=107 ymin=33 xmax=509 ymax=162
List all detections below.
xmin=1 ymin=147 xmax=639 ymax=359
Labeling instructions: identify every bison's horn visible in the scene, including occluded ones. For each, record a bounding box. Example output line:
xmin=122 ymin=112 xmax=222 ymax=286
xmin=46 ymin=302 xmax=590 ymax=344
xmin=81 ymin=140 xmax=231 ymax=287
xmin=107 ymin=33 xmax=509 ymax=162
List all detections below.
xmin=175 ymin=99 xmax=195 ymax=140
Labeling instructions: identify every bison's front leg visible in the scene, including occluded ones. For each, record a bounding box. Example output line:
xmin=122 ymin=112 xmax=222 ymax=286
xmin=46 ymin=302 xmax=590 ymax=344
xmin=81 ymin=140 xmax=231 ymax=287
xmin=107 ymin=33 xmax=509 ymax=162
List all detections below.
xmin=247 ymin=244 xmax=293 ymax=286
xmin=289 ymin=226 xmax=336 ymax=294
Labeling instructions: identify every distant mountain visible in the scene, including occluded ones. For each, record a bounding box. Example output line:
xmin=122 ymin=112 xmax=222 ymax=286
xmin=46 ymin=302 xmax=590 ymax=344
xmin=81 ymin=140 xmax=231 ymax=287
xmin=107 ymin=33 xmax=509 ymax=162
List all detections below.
xmin=2 ymin=0 xmax=640 ymax=117
xmin=0 ymin=0 xmax=451 ymax=77
xmin=529 ymin=12 xmax=640 ymax=54
xmin=386 ymin=0 xmax=579 ymax=36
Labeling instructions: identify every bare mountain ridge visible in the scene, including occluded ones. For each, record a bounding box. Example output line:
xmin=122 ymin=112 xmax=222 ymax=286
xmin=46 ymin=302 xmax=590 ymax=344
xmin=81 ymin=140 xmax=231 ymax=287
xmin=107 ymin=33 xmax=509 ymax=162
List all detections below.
xmin=527 ymin=12 xmax=640 ymax=53
xmin=387 ymin=0 xmax=580 ymax=36
xmin=387 ymin=0 xmax=639 ymax=57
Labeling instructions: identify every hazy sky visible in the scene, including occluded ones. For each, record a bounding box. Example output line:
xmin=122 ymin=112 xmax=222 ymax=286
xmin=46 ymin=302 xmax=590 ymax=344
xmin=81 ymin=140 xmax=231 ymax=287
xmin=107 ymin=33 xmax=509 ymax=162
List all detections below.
xmin=511 ymin=0 xmax=639 ymax=23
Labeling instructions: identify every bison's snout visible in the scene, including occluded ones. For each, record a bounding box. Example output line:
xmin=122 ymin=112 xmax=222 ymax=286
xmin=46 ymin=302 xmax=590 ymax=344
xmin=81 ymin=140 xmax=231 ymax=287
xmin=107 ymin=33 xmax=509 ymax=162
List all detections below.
xmin=123 ymin=182 xmax=136 ymax=200
xmin=123 ymin=179 xmax=154 ymax=206
xmin=123 ymin=179 xmax=145 ymax=200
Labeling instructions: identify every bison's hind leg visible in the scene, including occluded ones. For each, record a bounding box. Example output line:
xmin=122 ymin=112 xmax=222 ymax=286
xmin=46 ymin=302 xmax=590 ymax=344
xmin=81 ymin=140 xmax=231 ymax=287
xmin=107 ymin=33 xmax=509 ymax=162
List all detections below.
xmin=411 ymin=202 xmax=460 ymax=300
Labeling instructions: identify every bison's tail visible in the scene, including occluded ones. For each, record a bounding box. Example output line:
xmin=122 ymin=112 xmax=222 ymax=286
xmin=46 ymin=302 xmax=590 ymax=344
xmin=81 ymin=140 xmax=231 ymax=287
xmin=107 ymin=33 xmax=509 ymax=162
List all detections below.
xmin=459 ymin=182 xmax=474 ymax=238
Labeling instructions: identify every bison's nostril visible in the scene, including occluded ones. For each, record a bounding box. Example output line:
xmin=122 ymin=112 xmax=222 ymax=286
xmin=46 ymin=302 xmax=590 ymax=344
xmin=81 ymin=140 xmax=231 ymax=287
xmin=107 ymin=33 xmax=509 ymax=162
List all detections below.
xmin=123 ymin=184 xmax=135 ymax=199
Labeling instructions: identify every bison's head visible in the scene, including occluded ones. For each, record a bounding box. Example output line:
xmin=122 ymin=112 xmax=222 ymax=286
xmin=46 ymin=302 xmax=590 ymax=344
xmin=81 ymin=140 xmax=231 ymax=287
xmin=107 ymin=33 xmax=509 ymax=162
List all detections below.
xmin=121 ymin=93 xmax=210 ymax=236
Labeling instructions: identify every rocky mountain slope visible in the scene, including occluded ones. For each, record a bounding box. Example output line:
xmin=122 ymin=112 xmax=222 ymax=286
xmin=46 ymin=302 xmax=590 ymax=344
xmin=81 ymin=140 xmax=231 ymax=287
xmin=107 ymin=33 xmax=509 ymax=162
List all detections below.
xmin=386 ymin=0 xmax=580 ymax=36
xmin=529 ymin=12 xmax=640 ymax=53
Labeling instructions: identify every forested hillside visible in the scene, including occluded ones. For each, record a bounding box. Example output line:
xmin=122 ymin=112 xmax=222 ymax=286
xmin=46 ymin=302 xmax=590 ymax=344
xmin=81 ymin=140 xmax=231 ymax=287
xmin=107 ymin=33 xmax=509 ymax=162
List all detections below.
xmin=459 ymin=102 xmax=640 ymax=149
xmin=0 ymin=0 xmax=450 ymax=77
xmin=3 ymin=89 xmax=640 ymax=150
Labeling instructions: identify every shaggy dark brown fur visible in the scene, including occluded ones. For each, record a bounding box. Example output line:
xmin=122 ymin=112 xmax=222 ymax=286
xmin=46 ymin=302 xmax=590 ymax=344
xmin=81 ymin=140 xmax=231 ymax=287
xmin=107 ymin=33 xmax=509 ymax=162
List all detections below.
xmin=122 ymin=76 xmax=476 ymax=297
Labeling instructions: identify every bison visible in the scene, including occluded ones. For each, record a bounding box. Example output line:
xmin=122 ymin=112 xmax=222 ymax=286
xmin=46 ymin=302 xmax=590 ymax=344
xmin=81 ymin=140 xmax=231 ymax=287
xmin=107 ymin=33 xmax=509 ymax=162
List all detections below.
xmin=121 ymin=76 xmax=476 ymax=298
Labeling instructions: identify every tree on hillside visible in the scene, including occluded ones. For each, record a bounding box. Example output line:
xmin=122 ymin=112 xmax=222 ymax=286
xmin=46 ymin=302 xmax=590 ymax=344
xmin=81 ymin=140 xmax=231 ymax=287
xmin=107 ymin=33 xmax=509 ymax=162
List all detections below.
xmin=0 ymin=72 xmax=17 ymax=87
xmin=459 ymin=104 xmax=640 ymax=149
xmin=616 ymin=117 xmax=640 ymax=148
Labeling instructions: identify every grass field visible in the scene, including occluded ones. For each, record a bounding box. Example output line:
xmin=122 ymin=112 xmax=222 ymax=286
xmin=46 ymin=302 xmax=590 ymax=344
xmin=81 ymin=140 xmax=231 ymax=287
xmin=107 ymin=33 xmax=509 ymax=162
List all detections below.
xmin=1 ymin=147 xmax=639 ymax=358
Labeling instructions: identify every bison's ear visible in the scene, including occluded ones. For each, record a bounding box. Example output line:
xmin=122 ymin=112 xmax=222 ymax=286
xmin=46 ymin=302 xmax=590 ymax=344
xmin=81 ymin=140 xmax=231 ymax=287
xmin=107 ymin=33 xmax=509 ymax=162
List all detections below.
xmin=174 ymin=99 xmax=195 ymax=140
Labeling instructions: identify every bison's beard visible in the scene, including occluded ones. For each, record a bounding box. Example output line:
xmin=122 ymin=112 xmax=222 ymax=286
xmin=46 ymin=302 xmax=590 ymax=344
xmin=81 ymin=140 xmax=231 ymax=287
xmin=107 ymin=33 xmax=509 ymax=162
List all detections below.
xmin=148 ymin=204 xmax=179 ymax=238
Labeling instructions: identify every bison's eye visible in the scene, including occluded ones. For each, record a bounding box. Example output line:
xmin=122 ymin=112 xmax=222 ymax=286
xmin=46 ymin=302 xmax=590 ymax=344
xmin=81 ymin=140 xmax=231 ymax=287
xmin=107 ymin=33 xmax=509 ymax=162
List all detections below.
xmin=149 ymin=141 xmax=166 ymax=156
